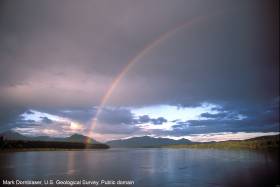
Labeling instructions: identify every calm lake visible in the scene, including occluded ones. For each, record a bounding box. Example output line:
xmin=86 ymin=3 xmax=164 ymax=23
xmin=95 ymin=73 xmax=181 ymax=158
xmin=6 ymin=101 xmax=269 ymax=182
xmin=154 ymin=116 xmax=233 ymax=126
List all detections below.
xmin=0 ymin=148 xmax=279 ymax=187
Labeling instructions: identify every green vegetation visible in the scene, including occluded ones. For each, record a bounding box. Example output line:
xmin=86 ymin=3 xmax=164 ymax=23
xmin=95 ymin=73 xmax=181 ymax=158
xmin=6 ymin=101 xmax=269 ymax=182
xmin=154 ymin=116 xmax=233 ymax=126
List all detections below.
xmin=164 ymin=135 xmax=279 ymax=150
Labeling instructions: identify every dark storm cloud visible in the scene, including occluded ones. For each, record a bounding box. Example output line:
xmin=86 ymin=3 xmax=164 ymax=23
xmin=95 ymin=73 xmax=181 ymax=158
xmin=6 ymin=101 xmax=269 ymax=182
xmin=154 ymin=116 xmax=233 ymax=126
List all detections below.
xmin=0 ymin=0 xmax=279 ymax=137
xmin=98 ymin=108 xmax=135 ymax=125
xmin=0 ymin=106 xmax=26 ymax=131
xmin=25 ymin=110 xmax=34 ymax=115
xmin=0 ymin=0 xmax=224 ymax=108
xmin=1 ymin=0 xmax=278 ymax=107
xmin=151 ymin=117 xmax=167 ymax=125
xmin=138 ymin=115 xmax=150 ymax=123
xmin=40 ymin=108 xmax=97 ymax=124
xmin=93 ymin=123 xmax=140 ymax=135
xmin=40 ymin=117 xmax=53 ymax=124
xmin=137 ymin=115 xmax=167 ymax=125
xmin=200 ymin=112 xmax=229 ymax=119
xmin=89 ymin=108 xmax=141 ymax=134
xmin=109 ymin=0 xmax=279 ymax=108
xmin=200 ymin=111 xmax=244 ymax=120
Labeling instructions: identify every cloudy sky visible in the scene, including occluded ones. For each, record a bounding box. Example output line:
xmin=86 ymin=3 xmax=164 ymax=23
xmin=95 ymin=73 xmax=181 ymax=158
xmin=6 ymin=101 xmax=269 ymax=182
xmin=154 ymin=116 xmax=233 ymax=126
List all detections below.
xmin=0 ymin=0 xmax=279 ymax=142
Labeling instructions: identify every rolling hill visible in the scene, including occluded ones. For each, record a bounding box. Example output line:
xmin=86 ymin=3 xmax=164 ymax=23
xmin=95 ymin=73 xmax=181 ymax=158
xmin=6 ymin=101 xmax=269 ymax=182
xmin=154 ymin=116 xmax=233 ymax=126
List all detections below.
xmin=0 ymin=130 xmax=100 ymax=144
xmin=106 ymin=136 xmax=192 ymax=148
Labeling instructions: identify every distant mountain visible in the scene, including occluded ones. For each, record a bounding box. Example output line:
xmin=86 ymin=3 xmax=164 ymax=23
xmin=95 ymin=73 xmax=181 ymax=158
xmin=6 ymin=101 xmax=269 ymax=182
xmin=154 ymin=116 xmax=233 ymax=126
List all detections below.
xmin=0 ymin=130 xmax=29 ymax=140
xmin=65 ymin=133 xmax=100 ymax=144
xmin=165 ymin=135 xmax=280 ymax=150
xmin=30 ymin=136 xmax=61 ymax=142
xmin=106 ymin=136 xmax=192 ymax=148
xmin=0 ymin=130 xmax=101 ymax=144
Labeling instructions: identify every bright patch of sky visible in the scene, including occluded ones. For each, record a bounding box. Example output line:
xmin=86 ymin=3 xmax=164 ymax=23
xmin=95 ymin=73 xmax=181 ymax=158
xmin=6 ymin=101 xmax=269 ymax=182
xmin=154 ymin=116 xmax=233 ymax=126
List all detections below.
xmin=20 ymin=110 xmax=61 ymax=122
xmin=131 ymin=103 xmax=220 ymax=130
xmin=132 ymin=103 xmax=220 ymax=121
xmin=17 ymin=110 xmax=85 ymax=137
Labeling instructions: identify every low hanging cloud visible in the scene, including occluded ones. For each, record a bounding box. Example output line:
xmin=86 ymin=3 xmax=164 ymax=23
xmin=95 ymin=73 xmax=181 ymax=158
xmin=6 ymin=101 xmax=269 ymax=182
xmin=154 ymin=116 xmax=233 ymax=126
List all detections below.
xmin=6 ymin=101 xmax=279 ymax=141
xmin=40 ymin=116 xmax=53 ymax=124
xmin=200 ymin=112 xmax=229 ymax=119
xmin=98 ymin=108 xmax=135 ymax=125
xmin=13 ymin=110 xmax=85 ymax=137
xmin=137 ymin=115 xmax=167 ymax=125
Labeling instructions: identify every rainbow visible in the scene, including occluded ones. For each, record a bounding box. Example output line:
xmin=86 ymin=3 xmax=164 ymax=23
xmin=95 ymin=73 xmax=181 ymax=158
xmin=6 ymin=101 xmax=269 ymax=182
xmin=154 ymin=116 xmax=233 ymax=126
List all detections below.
xmin=85 ymin=11 xmax=224 ymax=145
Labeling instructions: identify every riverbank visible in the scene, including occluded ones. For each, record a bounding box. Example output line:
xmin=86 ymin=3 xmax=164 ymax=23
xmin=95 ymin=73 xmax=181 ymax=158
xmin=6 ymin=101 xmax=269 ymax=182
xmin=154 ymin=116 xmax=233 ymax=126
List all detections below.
xmin=0 ymin=139 xmax=110 ymax=151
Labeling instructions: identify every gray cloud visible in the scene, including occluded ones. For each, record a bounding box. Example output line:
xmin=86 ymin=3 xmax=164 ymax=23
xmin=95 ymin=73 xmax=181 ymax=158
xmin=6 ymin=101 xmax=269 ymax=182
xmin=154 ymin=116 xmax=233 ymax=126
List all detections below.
xmin=200 ymin=112 xmax=228 ymax=119
xmin=0 ymin=0 xmax=277 ymax=108
xmin=137 ymin=115 xmax=167 ymax=125
xmin=98 ymin=108 xmax=135 ymax=125
xmin=40 ymin=117 xmax=53 ymax=124
xmin=166 ymin=104 xmax=279 ymax=136
xmin=200 ymin=111 xmax=244 ymax=120
xmin=0 ymin=0 xmax=279 ymax=138
xmin=0 ymin=106 xmax=26 ymax=131
xmin=41 ymin=108 xmax=97 ymax=124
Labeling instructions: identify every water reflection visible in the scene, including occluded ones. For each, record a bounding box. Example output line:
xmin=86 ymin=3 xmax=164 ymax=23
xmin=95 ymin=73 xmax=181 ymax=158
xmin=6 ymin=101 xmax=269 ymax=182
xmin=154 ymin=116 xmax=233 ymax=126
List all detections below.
xmin=0 ymin=149 xmax=279 ymax=187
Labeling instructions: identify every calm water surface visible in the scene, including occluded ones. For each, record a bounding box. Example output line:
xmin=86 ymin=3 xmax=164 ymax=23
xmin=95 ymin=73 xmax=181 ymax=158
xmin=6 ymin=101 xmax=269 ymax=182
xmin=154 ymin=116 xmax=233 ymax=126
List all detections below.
xmin=0 ymin=148 xmax=279 ymax=187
